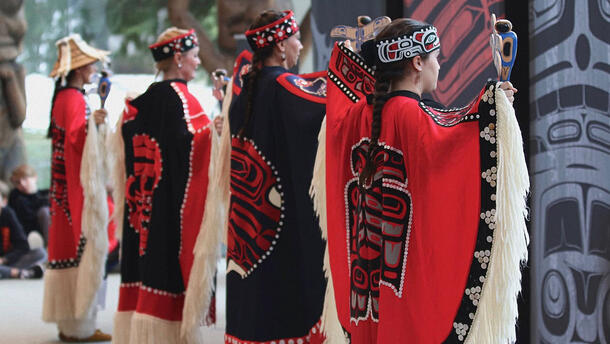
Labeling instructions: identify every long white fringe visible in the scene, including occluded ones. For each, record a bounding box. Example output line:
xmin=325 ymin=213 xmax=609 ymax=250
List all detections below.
xmin=75 ymin=117 xmax=110 ymax=318
xmin=216 ymin=79 xmax=233 ymax=247
xmin=42 ymin=267 xmax=78 ymax=321
xmin=114 ymin=311 xmax=185 ymax=344
xmin=112 ymin=311 xmax=133 ymax=344
xmin=109 ymin=111 xmax=126 ymax=240
xmin=180 ymin=79 xmax=234 ymax=343
xmin=309 ymin=117 xmax=347 ymax=344
xmin=465 ymin=84 xmax=530 ymax=344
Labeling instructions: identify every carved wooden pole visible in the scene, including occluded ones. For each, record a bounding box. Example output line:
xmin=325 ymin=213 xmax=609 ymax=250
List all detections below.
xmin=167 ymin=0 xmax=233 ymax=73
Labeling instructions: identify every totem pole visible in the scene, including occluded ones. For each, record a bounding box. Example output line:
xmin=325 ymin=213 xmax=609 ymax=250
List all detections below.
xmin=530 ymin=1 xmax=610 ymax=342
xmin=0 ymin=0 xmax=27 ymax=183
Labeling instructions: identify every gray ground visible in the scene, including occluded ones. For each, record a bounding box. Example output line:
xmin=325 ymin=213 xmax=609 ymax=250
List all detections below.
xmin=0 ymin=260 xmax=226 ymax=344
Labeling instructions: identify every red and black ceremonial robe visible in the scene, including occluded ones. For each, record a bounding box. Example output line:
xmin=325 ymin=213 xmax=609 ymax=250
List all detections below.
xmin=312 ymin=43 xmax=529 ymax=344
xmin=43 ymin=87 xmax=118 ymax=322
xmin=224 ymin=60 xmax=327 ymax=344
xmin=116 ymin=79 xmax=214 ymax=334
xmin=47 ymin=88 xmax=112 ymax=269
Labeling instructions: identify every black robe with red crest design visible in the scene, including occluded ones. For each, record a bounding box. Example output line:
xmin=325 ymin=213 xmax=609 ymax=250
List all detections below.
xmin=114 ymin=79 xmax=214 ymax=343
xmin=224 ymin=57 xmax=327 ymax=344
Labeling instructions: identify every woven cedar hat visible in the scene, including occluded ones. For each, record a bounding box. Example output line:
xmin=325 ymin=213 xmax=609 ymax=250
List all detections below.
xmin=49 ymin=34 xmax=110 ymax=78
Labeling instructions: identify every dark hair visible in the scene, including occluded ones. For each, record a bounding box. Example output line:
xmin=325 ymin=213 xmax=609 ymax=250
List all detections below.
xmin=237 ymin=10 xmax=285 ymax=138
xmin=359 ymin=18 xmax=432 ymax=186
xmin=47 ymin=70 xmax=76 ymax=138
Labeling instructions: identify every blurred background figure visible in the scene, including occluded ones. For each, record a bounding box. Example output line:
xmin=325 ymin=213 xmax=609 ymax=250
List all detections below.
xmin=0 ymin=180 xmax=46 ymax=280
xmin=0 ymin=0 xmax=27 ymax=183
xmin=8 ymin=164 xmax=50 ymax=246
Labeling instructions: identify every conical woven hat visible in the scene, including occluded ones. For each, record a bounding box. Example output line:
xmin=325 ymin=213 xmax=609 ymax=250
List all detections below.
xmin=49 ymin=34 xmax=110 ymax=78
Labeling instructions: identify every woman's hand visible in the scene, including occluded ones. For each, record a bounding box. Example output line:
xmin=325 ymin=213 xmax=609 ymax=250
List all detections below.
xmin=344 ymin=40 xmax=354 ymax=52
xmin=212 ymin=69 xmax=229 ymax=101
xmin=499 ymin=81 xmax=518 ymax=104
xmin=93 ymin=109 xmax=108 ymax=125
xmin=213 ymin=116 xmax=223 ymax=136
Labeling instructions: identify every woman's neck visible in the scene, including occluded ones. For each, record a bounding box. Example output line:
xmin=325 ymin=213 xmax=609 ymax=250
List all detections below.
xmin=391 ymin=72 xmax=423 ymax=97
xmin=162 ymin=68 xmax=183 ymax=81
xmin=264 ymin=55 xmax=288 ymax=69
xmin=67 ymin=77 xmax=84 ymax=90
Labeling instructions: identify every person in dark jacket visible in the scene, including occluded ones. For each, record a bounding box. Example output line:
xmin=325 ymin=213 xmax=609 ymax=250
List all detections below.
xmin=8 ymin=164 xmax=50 ymax=245
xmin=0 ymin=180 xmax=46 ymax=279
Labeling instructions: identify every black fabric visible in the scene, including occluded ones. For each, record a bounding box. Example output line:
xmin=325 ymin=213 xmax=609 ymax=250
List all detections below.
xmin=388 ymin=90 xmax=421 ymax=101
xmin=368 ymin=91 xmax=445 ymax=109
xmin=422 ymin=97 xmax=446 ymax=109
xmin=105 ymin=242 xmax=120 ymax=277
xmin=0 ymin=206 xmax=30 ymax=265
xmin=8 ymin=189 xmax=49 ymax=235
xmin=120 ymin=79 xmax=192 ymax=294
xmin=226 ymin=66 xmax=326 ymax=340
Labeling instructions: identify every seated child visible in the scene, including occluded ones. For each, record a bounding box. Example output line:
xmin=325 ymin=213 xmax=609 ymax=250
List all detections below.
xmin=0 ymin=181 xmax=46 ymax=279
xmin=8 ymin=165 xmax=50 ymax=245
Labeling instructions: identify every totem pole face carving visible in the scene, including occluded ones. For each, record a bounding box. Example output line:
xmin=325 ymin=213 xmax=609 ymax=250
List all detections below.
xmin=531 ymin=1 xmax=610 ymax=343
xmin=0 ymin=0 xmax=26 ymax=62
xmin=217 ymin=0 xmax=292 ymax=54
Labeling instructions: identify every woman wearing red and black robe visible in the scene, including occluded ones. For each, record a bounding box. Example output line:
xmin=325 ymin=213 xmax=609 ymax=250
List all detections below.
xmin=311 ymin=19 xmax=529 ymax=343
xmin=43 ymin=34 xmax=116 ymax=343
xmin=112 ymin=27 xmax=216 ymax=344
xmin=211 ymin=10 xmax=327 ymax=344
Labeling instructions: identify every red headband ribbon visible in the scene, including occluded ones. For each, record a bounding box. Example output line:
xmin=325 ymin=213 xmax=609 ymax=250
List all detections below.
xmin=245 ymin=10 xmax=299 ymax=51
xmin=149 ymin=29 xmax=198 ymax=62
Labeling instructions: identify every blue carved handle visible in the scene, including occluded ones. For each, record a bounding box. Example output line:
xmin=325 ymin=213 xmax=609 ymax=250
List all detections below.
xmin=98 ymin=71 xmax=111 ymax=108
xmin=495 ymin=20 xmax=517 ymax=81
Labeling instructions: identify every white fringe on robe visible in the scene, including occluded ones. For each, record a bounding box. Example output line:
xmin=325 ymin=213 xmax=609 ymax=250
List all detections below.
xmin=180 ymin=78 xmax=234 ymax=343
xmin=108 ymin=111 xmax=126 ymax=241
xmin=309 ymin=86 xmax=529 ymax=344
xmin=114 ymin=311 xmax=185 ymax=344
xmin=43 ymin=116 xmax=109 ymax=325
xmin=309 ymin=117 xmax=347 ymax=344
xmin=464 ymin=84 xmax=530 ymax=344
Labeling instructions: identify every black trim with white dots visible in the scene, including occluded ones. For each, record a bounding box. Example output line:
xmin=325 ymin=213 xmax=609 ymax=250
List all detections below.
xmin=444 ymin=81 xmax=499 ymax=343
xmin=47 ymin=235 xmax=86 ymax=269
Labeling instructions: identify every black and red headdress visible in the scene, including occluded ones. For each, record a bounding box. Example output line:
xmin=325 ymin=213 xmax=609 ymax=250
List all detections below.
xmin=149 ymin=29 xmax=199 ymax=62
xmin=245 ymin=10 xmax=299 ymax=51
xmin=375 ymin=25 xmax=440 ymax=64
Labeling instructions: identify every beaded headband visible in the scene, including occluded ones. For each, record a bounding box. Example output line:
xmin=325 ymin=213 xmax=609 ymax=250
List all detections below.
xmin=149 ymin=29 xmax=198 ymax=62
xmin=376 ymin=26 xmax=440 ymax=64
xmin=245 ymin=10 xmax=299 ymax=51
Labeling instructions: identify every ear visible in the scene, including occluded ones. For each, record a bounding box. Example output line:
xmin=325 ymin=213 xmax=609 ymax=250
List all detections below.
xmin=174 ymin=52 xmax=183 ymax=65
xmin=411 ymin=56 xmax=423 ymax=72
xmin=277 ymin=41 xmax=286 ymax=53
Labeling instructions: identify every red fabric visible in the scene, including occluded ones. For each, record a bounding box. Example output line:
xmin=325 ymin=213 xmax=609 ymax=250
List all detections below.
xmin=172 ymin=82 xmax=211 ymax=288
xmin=118 ymin=283 xmax=184 ymax=321
xmin=232 ymin=50 xmax=253 ymax=96
xmin=224 ymin=320 xmax=325 ymax=344
xmin=116 ymin=81 xmax=213 ymax=324
xmin=49 ymin=88 xmax=116 ymax=263
xmin=325 ymin=44 xmax=487 ymax=343
xmin=1 ymin=226 xmax=10 ymax=252
xmin=107 ymin=196 xmax=118 ymax=253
